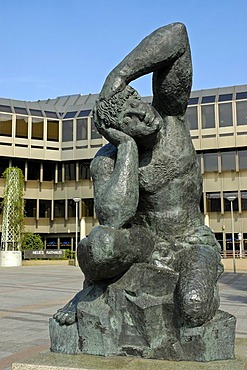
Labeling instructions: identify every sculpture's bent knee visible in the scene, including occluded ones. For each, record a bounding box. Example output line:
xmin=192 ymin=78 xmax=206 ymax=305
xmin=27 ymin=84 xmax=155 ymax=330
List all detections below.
xmin=77 ymin=225 xmax=134 ymax=282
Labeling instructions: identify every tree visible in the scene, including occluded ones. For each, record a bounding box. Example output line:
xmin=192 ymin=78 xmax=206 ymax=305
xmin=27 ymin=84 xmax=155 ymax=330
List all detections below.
xmin=21 ymin=232 xmax=44 ymax=250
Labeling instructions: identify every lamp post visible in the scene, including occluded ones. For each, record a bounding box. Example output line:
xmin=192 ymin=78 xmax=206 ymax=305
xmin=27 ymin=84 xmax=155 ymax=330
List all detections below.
xmin=227 ymin=196 xmax=236 ymax=273
xmin=73 ymin=197 xmax=81 ymax=267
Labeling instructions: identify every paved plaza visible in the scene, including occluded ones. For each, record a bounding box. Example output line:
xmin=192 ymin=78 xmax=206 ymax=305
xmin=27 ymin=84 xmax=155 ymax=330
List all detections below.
xmin=0 ymin=265 xmax=246 ymax=370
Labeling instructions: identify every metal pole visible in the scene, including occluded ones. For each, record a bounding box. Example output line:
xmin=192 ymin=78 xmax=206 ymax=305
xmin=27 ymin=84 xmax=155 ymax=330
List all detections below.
xmin=230 ymin=200 xmax=236 ymax=273
xmin=75 ymin=201 xmax=78 ymax=267
xmin=73 ymin=197 xmax=80 ymax=267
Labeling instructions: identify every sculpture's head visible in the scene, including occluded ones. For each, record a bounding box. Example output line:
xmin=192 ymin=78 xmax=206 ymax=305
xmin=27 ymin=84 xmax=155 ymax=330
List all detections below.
xmin=93 ymin=86 xmax=161 ymax=140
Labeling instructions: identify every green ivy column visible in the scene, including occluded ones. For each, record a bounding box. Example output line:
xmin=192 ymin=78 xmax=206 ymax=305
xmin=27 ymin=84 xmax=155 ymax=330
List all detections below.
xmin=1 ymin=167 xmax=24 ymax=251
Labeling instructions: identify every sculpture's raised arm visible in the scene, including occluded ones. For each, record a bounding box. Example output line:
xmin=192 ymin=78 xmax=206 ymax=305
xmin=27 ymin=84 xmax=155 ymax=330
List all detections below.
xmin=99 ymin=22 xmax=192 ymax=116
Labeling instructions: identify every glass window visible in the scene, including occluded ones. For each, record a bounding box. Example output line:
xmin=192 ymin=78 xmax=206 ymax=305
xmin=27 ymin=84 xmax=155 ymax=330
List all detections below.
xmin=218 ymin=103 xmax=233 ymax=127
xmin=223 ymin=192 xmax=238 ymax=212
xmin=11 ymin=159 xmax=25 ymax=174
xmin=239 ymin=150 xmax=247 ymax=169
xmin=68 ymin=199 xmax=76 ymax=218
xmin=78 ymin=109 xmax=91 ymax=117
xmin=0 ymin=113 xmax=12 ymax=136
xmin=47 ymin=120 xmax=59 ymax=141
xmin=57 ymin=163 xmax=62 ymax=182
xmin=236 ymin=92 xmax=247 ymax=100
xmin=62 ymin=120 xmax=73 ymax=141
xmin=214 ymin=232 xmax=223 ymax=250
xmin=79 ymin=161 xmax=91 ymax=179
xmin=188 ymin=97 xmax=199 ymax=105
xmin=241 ymin=191 xmax=247 ymax=211
xmin=32 ymin=118 xmax=43 ymax=139
xmin=221 ymin=151 xmax=236 ymax=171
xmin=201 ymin=105 xmax=215 ymax=129
xmin=25 ymin=199 xmax=37 ymax=217
xmin=43 ymin=162 xmax=55 ymax=181
xmin=54 ymin=200 xmax=65 ymax=218
xmin=65 ymin=162 xmax=76 ymax=180
xmin=77 ymin=118 xmax=88 ymax=140
xmin=0 ymin=105 xmax=12 ymax=113
xmin=0 ymin=158 xmax=9 ymax=176
xmin=185 ymin=106 xmax=198 ymax=130
xmin=202 ymin=96 xmax=215 ymax=104
xmin=91 ymin=119 xmax=101 ymax=139
xmin=204 ymin=152 xmax=218 ymax=172
xmin=82 ymin=198 xmax=94 ymax=217
xmin=218 ymin=94 xmax=232 ymax=102
xmin=39 ymin=200 xmax=51 ymax=218
xmin=45 ymin=111 xmax=58 ymax=119
xmin=14 ymin=107 xmax=27 ymax=115
xmin=236 ymin=101 xmax=247 ymax=125
xmin=28 ymin=161 xmax=40 ymax=180
xmin=16 ymin=116 xmax=28 ymax=138
xmin=206 ymin=193 xmax=221 ymax=212
xmin=30 ymin=109 xmax=43 ymax=117
xmin=64 ymin=111 xmax=77 ymax=119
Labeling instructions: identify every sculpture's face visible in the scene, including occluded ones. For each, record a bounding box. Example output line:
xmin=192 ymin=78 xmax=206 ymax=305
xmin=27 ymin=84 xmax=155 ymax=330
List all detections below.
xmin=117 ymin=96 xmax=162 ymax=139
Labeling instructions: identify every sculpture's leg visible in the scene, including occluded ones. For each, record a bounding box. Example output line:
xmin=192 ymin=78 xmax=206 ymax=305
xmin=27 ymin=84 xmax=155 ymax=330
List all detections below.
xmin=176 ymin=244 xmax=222 ymax=327
xmin=53 ymin=224 xmax=155 ymax=325
xmin=78 ymin=224 xmax=155 ymax=282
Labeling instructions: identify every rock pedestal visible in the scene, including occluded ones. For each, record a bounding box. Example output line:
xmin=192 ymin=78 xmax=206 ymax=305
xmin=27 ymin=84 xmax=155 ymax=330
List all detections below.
xmin=50 ymin=263 xmax=236 ymax=362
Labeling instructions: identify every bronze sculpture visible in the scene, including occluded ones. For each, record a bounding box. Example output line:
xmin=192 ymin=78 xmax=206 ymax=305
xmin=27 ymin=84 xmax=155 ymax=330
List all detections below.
xmin=50 ymin=23 xmax=236 ymax=361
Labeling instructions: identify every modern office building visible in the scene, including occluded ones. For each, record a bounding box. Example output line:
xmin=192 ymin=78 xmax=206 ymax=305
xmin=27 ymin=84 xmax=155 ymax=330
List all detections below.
xmin=0 ymin=84 xmax=246 ymax=256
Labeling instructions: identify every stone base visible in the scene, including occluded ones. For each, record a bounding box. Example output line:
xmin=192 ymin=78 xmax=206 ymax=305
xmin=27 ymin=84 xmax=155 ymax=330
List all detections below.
xmin=50 ymin=263 xmax=236 ymax=362
xmin=13 ymin=339 xmax=247 ymax=370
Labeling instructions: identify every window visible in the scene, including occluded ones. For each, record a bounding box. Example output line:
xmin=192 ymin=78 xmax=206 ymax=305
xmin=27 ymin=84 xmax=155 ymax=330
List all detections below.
xmin=201 ymin=96 xmax=215 ymax=104
xmin=65 ymin=162 xmax=76 ymax=180
xmin=201 ymin=105 xmax=215 ymax=129
xmin=82 ymin=198 xmax=94 ymax=217
xmin=77 ymin=118 xmax=88 ymax=140
xmin=241 ymin=191 xmax=247 ymax=211
xmin=25 ymin=199 xmax=37 ymax=217
xmin=0 ymin=158 xmax=9 ymax=176
xmin=239 ymin=150 xmax=247 ymax=169
xmin=39 ymin=200 xmax=51 ymax=218
xmin=30 ymin=109 xmax=43 ymax=117
xmin=12 ymin=159 xmax=25 ymax=174
xmin=68 ymin=199 xmax=76 ymax=217
xmin=218 ymin=103 xmax=233 ymax=127
xmin=204 ymin=152 xmax=218 ymax=172
xmin=214 ymin=232 xmax=223 ymax=250
xmin=0 ymin=105 xmax=12 ymax=113
xmin=221 ymin=151 xmax=236 ymax=171
xmin=54 ymin=200 xmax=65 ymax=218
xmin=188 ymin=97 xmax=199 ymax=105
xmin=0 ymin=113 xmax=12 ymax=136
xmin=14 ymin=107 xmax=27 ymax=115
xmin=32 ymin=118 xmax=44 ymax=139
xmin=79 ymin=161 xmax=91 ymax=179
xmin=236 ymin=101 xmax=247 ymax=125
xmin=185 ymin=106 xmax=198 ymax=130
xmin=236 ymin=92 xmax=247 ymax=100
xmin=47 ymin=120 xmax=59 ymax=141
xmin=218 ymin=94 xmax=232 ymax=102
xmin=223 ymin=192 xmax=238 ymax=212
xmin=206 ymin=193 xmax=221 ymax=212
xmin=62 ymin=120 xmax=73 ymax=141
xmin=91 ymin=119 xmax=101 ymax=139
xmin=16 ymin=116 xmax=28 ymax=138
xmin=45 ymin=111 xmax=58 ymax=119
xmin=64 ymin=111 xmax=77 ymax=119
xmin=28 ymin=161 xmax=40 ymax=180
xmin=43 ymin=162 xmax=55 ymax=181
xmin=78 ymin=109 xmax=91 ymax=117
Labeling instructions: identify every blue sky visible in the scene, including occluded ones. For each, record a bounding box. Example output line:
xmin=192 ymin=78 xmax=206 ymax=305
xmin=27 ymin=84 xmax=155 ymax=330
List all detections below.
xmin=1 ymin=0 xmax=246 ymax=101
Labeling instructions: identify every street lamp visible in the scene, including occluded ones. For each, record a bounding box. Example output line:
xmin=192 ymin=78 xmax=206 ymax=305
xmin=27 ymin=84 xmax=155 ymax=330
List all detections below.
xmin=73 ymin=197 xmax=81 ymax=267
xmin=227 ymin=196 xmax=236 ymax=273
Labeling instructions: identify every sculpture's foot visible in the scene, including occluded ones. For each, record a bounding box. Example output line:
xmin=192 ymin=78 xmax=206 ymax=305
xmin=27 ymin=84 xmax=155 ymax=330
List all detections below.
xmin=53 ymin=301 xmax=77 ymax=325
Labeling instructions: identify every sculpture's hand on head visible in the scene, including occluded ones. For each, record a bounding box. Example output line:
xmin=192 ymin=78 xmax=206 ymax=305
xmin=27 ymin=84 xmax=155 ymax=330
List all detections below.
xmin=99 ymin=74 xmax=126 ymax=101
xmin=96 ymin=124 xmax=134 ymax=147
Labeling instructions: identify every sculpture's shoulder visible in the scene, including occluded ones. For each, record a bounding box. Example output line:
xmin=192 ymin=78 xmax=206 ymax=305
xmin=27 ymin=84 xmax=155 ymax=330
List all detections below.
xmin=90 ymin=143 xmax=117 ymax=180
